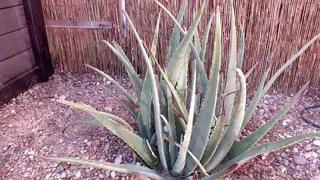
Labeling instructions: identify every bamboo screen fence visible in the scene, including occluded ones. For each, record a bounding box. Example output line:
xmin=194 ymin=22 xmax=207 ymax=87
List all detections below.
xmin=41 ymin=0 xmax=320 ymax=89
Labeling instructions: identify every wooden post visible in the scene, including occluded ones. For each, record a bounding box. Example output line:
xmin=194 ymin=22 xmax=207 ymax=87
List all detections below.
xmin=119 ymin=0 xmax=127 ymax=37
xmin=23 ymin=0 xmax=54 ymax=82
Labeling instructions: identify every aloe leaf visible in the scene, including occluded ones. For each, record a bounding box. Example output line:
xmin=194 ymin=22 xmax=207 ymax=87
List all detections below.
xmin=167 ymin=0 xmax=187 ymax=63
xmin=139 ymin=73 xmax=153 ymax=139
xmin=154 ymin=0 xmax=208 ymax=95
xmin=172 ymin=60 xmax=197 ymax=176
xmin=244 ymin=62 xmax=259 ymax=79
xmin=240 ymin=68 xmax=270 ymax=132
xmin=62 ymin=119 xmax=104 ymax=134
xmin=124 ymin=11 xmax=168 ymax=171
xmin=224 ymin=3 xmax=237 ymax=123
xmin=237 ymin=25 xmax=245 ymax=69
xmin=167 ymin=90 xmax=177 ymax=168
xmin=104 ymin=41 xmax=143 ymax=100
xmin=201 ymin=116 xmax=225 ymax=166
xmin=43 ymin=157 xmax=173 ymax=180
xmin=151 ymin=11 xmax=162 ymax=58
xmin=200 ymin=14 xmax=214 ymax=63
xmin=164 ymin=0 xmax=207 ymax=86
xmin=152 ymin=57 xmax=188 ymax=127
xmin=217 ymin=133 xmax=320 ymax=174
xmin=201 ymin=163 xmax=239 ymax=180
xmin=59 ymin=100 xmax=156 ymax=167
xmin=225 ymin=82 xmax=309 ymax=161
xmin=86 ymin=65 xmax=137 ymax=105
xmin=205 ymin=69 xmax=246 ymax=172
xmin=183 ymin=8 xmax=222 ymax=175
xmin=215 ymin=73 xmax=225 ymax=118
xmin=104 ymin=88 xmax=137 ymax=118
xmin=262 ymin=33 xmax=320 ymax=97
xmin=176 ymin=46 xmax=190 ymax=102
xmin=160 ymin=115 xmax=176 ymax=169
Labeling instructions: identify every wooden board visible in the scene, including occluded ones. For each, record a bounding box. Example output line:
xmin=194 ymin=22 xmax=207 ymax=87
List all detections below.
xmin=45 ymin=20 xmax=113 ymax=29
xmin=0 ymin=28 xmax=32 ymax=62
xmin=0 ymin=0 xmax=22 ymax=9
xmin=0 ymin=5 xmax=27 ymax=36
xmin=0 ymin=49 xmax=36 ymax=85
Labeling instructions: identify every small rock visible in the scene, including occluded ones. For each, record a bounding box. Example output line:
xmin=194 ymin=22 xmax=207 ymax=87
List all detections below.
xmin=283 ymin=159 xmax=289 ymax=166
xmin=313 ymin=175 xmax=320 ymax=180
xmin=115 ymin=155 xmax=122 ymax=164
xmin=280 ymin=152 xmax=289 ymax=159
xmin=276 ymin=156 xmax=283 ymax=163
xmin=44 ymin=173 xmax=52 ymax=180
xmin=313 ymin=140 xmax=320 ymax=146
xmin=10 ymin=110 xmax=16 ymax=114
xmin=8 ymin=124 xmax=13 ymax=128
xmin=293 ymin=148 xmax=299 ymax=153
xmin=287 ymin=169 xmax=294 ymax=176
xmin=104 ymin=107 xmax=113 ymax=112
xmin=110 ymin=171 xmax=117 ymax=178
xmin=106 ymin=81 xmax=112 ymax=85
xmin=75 ymin=171 xmax=81 ymax=178
xmin=293 ymin=156 xmax=307 ymax=166
xmin=258 ymin=109 xmax=265 ymax=116
xmin=105 ymin=170 xmax=111 ymax=177
xmin=305 ymin=146 xmax=312 ymax=151
xmin=59 ymin=95 xmax=66 ymax=100
xmin=99 ymin=174 xmax=104 ymax=178
xmin=61 ymin=172 xmax=67 ymax=178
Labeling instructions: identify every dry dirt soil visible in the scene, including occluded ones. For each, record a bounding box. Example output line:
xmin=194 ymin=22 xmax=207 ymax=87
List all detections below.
xmin=0 ymin=72 xmax=319 ymax=180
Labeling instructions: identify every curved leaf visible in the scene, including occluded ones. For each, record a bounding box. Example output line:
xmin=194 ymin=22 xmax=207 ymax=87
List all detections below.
xmin=183 ymin=8 xmax=222 ymax=175
xmin=261 ymin=33 xmax=320 ymax=97
xmin=225 ymin=82 xmax=309 ymax=161
xmin=172 ymin=60 xmax=197 ymax=176
xmin=59 ymin=100 xmax=156 ymax=167
xmin=86 ymin=65 xmax=137 ymax=104
xmin=124 ymin=11 xmax=168 ymax=170
xmin=43 ymin=157 xmax=173 ymax=180
xmin=205 ymin=69 xmax=246 ymax=172
xmin=217 ymin=133 xmax=320 ymax=173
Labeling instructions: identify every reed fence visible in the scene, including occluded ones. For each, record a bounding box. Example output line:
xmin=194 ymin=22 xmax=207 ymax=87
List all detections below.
xmin=41 ymin=0 xmax=320 ymax=89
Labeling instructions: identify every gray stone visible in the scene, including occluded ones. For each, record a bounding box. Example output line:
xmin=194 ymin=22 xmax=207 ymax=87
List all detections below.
xmin=305 ymin=146 xmax=312 ymax=151
xmin=313 ymin=140 xmax=320 ymax=147
xmin=313 ymin=175 xmax=320 ymax=180
xmin=283 ymin=159 xmax=290 ymax=166
xmin=280 ymin=152 xmax=289 ymax=159
xmin=287 ymin=169 xmax=294 ymax=176
xmin=293 ymin=156 xmax=307 ymax=166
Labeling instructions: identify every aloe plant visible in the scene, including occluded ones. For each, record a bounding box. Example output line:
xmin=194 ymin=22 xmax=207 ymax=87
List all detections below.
xmin=45 ymin=0 xmax=320 ymax=179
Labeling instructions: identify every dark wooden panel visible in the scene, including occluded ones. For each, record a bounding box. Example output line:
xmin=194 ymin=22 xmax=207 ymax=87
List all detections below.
xmin=24 ymin=0 xmax=54 ymax=81
xmin=0 ymin=6 xmax=27 ymax=36
xmin=0 ymin=68 xmax=38 ymax=105
xmin=0 ymin=49 xmax=36 ymax=85
xmin=0 ymin=28 xmax=32 ymax=62
xmin=0 ymin=0 xmax=22 ymax=9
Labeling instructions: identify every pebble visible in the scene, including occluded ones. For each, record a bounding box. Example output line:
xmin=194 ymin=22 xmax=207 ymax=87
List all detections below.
xmin=104 ymin=107 xmax=113 ymax=112
xmin=106 ymin=81 xmax=112 ymax=85
xmin=75 ymin=171 xmax=81 ymax=178
xmin=305 ymin=146 xmax=312 ymax=151
xmin=258 ymin=109 xmax=265 ymax=116
xmin=110 ymin=171 xmax=117 ymax=178
xmin=313 ymin=140 xmax=320 ymax=146
xmin=283 ymin=159 xmax=290 ymax=166
xmin=287 ymin=169 xmax=294 ymax=176
xmin=313 ymin=175 xmax=320 ymax=180
xmin=293 ymin=156 xmax=307 ymax=165
xmin=61 ymin=172 xmax=67 ymax=178
xmin=44 ymin=173 xmax=52 ymax=180
xmin=280 ymin=152 xmax=289 ymax=159
xmin=115 ymin=155 xmax=122 ymax=164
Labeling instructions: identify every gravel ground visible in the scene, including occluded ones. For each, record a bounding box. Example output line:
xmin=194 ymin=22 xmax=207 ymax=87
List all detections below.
xmin=0 ymin=72 xmax=319 ymax=180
